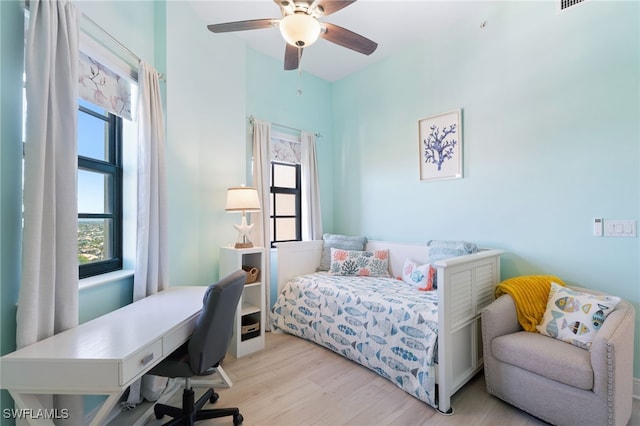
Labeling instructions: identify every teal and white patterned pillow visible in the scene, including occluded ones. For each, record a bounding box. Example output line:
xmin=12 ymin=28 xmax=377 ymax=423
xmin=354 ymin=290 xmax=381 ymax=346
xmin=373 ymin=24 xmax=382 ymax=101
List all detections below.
xmin=536 ymin=283 xmax=621 ymax=349
xmin=330 ymin=248 xmax=390 ymax=277
xmin=402 ymin=259 xmax=436 ymax=291
xmin=426 ymin=240 xmax=478 ymax=263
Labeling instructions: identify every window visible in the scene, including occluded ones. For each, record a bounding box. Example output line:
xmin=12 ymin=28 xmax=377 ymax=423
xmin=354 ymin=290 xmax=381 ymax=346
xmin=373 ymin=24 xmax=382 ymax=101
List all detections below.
xmin=77 ymin=99 xmax=123 ymax=278
xmin=20 ymin=8 xmax=135 ymax=281
xmin=269 ymin=161 xmax=301 ymax=247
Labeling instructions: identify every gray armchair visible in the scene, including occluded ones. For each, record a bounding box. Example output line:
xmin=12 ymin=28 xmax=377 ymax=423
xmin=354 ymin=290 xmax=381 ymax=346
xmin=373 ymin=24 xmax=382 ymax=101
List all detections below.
xmin=481 ymin=286 xmax=635 ymax=426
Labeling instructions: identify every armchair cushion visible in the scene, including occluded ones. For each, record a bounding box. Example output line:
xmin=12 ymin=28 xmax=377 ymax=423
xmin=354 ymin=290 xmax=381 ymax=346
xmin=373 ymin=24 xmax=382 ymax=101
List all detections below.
xmin=492 ymin=331 xmax=593 ymax=390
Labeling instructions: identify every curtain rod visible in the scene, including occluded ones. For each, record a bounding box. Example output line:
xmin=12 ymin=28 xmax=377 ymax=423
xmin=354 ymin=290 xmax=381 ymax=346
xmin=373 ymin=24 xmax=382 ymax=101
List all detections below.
xmin=25 ymin=1 xmax=166 ymax=82
xmin=248 ymin=115 xmax=322 ymax=138
xmin=81 ymin=13 xmax=166 ymax=82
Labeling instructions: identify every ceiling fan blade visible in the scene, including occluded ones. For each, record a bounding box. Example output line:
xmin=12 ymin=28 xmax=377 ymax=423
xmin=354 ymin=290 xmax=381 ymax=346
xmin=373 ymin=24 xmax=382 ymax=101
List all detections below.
xmin=312 ymin=1 xmax=357 ymax=17
xmin=321 ymin=22 xmax=377 ymax=55
xmin=207 ymin=19 xmax=276 ymax=33
xmin=284 ymin=44 xmax=303 ymax=70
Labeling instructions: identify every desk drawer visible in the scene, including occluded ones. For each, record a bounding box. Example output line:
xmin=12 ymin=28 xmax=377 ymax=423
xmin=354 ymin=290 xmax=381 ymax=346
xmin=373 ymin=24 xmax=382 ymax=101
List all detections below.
xmin=120 ymin=339 xmax=162 ymax=385
xmin=163 ymin=314 xmax=199 ymax=355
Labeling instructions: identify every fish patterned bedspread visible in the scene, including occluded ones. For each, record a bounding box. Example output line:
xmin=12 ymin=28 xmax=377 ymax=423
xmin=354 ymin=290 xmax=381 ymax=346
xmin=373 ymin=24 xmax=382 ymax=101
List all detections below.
xmin=271 ymin=272 xmax=439 ymax=407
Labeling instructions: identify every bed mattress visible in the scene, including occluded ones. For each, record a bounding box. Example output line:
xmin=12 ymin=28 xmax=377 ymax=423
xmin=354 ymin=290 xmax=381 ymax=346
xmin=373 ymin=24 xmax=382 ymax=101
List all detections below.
xmin=271 ymin=272 xmax=439 ymax=407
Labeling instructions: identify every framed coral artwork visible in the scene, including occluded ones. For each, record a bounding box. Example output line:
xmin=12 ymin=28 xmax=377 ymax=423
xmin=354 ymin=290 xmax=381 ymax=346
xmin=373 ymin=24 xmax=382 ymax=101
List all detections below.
xmin=418 ymin=109 xmax=463 ymax=181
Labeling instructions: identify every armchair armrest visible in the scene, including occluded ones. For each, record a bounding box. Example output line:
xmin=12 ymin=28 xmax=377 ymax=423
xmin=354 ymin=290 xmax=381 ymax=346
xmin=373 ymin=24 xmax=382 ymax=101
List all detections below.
xmin=481 ymin=294 xmax=524 ymax=396
xmin=481 ymin=294 xmax=523 ymax=343
xmin=589 ymin=299 xmax=635 ymax=407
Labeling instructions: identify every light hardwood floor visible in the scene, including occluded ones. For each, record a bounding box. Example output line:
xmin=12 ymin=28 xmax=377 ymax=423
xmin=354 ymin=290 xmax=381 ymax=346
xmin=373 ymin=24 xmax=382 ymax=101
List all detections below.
xmin=146 ymin=332 xmax=640 ymax=426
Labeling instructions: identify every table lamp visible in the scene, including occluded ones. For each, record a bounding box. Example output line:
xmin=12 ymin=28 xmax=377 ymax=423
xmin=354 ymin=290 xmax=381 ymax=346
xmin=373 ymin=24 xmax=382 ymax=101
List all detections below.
xmin=226 ymin=186 xmax=261 ymax=248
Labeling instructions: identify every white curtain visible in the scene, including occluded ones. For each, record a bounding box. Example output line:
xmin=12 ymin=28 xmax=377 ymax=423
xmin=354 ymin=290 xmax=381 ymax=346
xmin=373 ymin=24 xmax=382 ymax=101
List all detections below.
xmin=252 ymin=120 xmax=272 ymax=325
xmin=19 ymin=0 xmax=79 ymax=352
xmin=133 ymin=61 xmax=168 ymax=302
xmin=18 ymin=0 xmax=82 ymax=420
xmin=300 ymin=131 xmax=323 ymax=240
xmin=123 ymin=62 xmax=170 ymax=409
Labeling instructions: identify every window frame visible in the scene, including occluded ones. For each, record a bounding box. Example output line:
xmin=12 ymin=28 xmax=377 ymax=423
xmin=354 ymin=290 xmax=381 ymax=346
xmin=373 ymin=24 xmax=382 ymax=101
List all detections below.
xmin=77 ymin=104 xmax=123 ymax=278
xmin=269 ymin=161 xmax=302 ymax=247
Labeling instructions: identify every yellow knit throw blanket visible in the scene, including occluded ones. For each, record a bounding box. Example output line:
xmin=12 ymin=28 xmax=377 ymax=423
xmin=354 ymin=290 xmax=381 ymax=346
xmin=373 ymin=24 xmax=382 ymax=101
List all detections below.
xmin=495 ymin=275 xmax=565 ymax=332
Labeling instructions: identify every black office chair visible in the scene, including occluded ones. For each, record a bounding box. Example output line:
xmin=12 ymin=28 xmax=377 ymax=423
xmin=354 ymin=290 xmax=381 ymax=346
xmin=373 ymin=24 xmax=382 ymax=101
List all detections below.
xmin=149 ymin=270 xmax=246 ymax=426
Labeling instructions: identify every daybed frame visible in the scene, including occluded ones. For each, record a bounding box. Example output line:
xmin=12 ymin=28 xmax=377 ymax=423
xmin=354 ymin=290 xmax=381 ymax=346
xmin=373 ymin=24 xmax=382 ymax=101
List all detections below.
xmin=275 ymin=240 xmax=503 ymax=414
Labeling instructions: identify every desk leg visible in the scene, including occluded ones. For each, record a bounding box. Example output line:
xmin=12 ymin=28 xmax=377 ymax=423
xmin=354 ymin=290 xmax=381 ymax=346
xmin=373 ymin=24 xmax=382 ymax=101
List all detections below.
xmin=190 ymin=366 xmax=232 ymax=389
xmin=215 ymin=366 xmax=233 ymax=388
xmin=8 ymin=392 xmax=122 ymax=426
xmin=87 ymin=393 xmax=120 ymax=426
xmin=8 ymin=392 xmax=54 ymax=426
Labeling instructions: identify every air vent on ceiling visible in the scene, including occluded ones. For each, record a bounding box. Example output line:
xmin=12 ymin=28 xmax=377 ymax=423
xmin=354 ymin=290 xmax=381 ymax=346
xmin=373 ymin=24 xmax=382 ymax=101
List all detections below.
xmin=561 ymin=0 xmax=585 ymax=10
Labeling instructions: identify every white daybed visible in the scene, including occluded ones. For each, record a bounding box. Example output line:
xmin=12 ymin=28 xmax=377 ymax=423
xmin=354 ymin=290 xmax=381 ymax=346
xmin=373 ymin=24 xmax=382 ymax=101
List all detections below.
xmin=271 ymin=240 xmax=503 ymax=414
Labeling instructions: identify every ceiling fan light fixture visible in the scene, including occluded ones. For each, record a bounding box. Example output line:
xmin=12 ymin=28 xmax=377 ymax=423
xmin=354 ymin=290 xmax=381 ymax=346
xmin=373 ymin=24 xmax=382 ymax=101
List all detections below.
xmin=279 ymin=13 xmax=321 ymax=47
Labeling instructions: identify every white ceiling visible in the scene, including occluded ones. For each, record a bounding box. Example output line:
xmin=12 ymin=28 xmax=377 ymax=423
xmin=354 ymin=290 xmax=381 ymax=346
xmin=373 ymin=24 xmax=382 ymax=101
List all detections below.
xmin=188 ymin=0 xmax=496 ymax=82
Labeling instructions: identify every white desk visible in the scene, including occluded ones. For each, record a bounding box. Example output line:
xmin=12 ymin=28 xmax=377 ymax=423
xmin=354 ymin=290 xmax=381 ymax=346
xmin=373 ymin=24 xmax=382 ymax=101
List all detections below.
xmin=0 ymin=286 xmax=210 ymax=425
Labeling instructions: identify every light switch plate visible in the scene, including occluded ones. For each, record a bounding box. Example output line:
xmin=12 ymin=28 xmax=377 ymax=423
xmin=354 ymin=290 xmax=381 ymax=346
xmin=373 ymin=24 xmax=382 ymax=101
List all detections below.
xmin=604 ymin=220 xmax=637 ymax=238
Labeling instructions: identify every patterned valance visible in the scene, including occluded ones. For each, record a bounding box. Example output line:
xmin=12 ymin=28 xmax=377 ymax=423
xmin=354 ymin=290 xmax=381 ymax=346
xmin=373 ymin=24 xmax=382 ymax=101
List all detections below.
xmin=78 ymin=52 xmax=133 ymax=120
xmin=271 ymin=136 xmax=301 ymax=164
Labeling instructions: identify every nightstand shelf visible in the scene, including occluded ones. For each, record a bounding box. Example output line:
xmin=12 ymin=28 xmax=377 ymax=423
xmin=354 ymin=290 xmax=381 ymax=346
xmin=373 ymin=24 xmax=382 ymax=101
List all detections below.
xmin=241 ymin=303 xmax=260 ymax=316
xmin=219 ymin=246 xmax=265 ymax=358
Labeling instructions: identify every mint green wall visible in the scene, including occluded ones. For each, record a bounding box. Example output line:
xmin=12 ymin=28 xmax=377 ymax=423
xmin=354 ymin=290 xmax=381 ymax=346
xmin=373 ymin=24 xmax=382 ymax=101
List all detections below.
xmin=0 ymin=0 xmax=24 ymax=418
xmin=165 ymin=1 xmax=248 ymax=287
xmin=332 ymin=1 xmax=639 ymax=376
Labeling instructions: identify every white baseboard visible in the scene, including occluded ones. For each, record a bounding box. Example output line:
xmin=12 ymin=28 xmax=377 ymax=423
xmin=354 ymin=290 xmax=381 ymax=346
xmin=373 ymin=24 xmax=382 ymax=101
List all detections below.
xmin=634 ymin=377 xmax=640 ymax=400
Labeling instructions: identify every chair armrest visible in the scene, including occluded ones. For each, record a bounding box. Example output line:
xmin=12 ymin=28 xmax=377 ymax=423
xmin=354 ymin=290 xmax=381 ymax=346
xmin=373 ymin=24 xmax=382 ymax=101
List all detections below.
xmin=481 ymin=294 xmax=523 ymax=343
xmin=590 ymin=299 xmax=635 ymax=401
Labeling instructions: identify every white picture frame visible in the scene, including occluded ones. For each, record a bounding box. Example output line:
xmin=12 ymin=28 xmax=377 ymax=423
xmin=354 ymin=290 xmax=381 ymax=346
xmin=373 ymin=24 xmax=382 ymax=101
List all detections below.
xmin=418 ymin=109 xmax=463 ymax=181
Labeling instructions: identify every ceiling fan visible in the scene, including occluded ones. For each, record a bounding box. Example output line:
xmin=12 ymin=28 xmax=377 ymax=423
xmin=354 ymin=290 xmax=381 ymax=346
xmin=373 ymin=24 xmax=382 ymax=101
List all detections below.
xmin=207 ymin=0 xmax=378 ymax=71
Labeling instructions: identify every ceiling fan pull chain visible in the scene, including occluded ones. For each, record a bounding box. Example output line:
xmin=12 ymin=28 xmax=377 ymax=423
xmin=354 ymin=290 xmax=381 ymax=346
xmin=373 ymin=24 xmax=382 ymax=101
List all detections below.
xmin=297 ymin=47 xmax=303 ymax=96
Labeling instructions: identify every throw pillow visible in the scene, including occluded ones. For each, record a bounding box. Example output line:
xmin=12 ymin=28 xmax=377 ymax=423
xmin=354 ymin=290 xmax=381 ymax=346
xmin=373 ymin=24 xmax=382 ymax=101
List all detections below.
xmin=318 ymin=234 xmax=367 ymax=271
xmin=426 ymin=240 xmax=478 ymax=263
xmin=536 ymin=283 xmax=621 ymax=350
xmin=330 ymin=248 xmax=390 ymax=277
xmin=402 ymin=259 xmax=436 ymax=291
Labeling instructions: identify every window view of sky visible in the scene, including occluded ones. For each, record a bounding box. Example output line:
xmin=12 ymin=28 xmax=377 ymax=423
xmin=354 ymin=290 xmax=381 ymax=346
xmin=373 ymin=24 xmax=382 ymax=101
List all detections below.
xmin=77 ymin=99 xmax=108 ymax=214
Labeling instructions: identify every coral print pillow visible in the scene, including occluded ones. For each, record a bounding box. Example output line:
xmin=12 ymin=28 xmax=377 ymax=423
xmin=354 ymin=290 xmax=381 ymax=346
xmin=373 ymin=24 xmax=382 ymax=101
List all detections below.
xmin=330 ymin=248 xmax=390 ymax=277
xmin=536 ymin=283 xmax=621 ymax=349
xmin=402 ymin=259 xmax=436 ymax=291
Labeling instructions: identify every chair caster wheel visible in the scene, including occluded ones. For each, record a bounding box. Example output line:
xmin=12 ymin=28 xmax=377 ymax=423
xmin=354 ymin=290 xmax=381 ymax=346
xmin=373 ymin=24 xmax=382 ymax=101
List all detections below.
xmin=209 ymin=392 xmax=219 ymax=404
xmin=233 ymin=413 xmax=243 ymax=425
xmin=153 ymin=408 xmax=164 ymax=420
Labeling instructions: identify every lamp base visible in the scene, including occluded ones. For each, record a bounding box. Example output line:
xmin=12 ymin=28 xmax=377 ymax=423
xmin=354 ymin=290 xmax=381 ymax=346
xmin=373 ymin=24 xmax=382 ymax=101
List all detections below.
xmin=234 ymin=242 xmax=254 ymax=249
xmin=233 ymin=212 xmax=255 ymax=250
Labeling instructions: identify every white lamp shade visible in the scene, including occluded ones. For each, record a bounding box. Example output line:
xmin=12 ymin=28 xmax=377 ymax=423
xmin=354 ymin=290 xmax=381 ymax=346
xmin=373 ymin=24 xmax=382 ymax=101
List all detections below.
xmin=279 ymin=13 xmax=321 ymax=48
xmin=226 ymin=187 xmax=261 ymax=212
